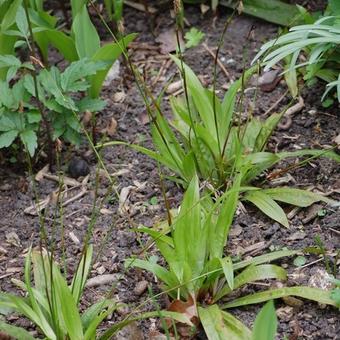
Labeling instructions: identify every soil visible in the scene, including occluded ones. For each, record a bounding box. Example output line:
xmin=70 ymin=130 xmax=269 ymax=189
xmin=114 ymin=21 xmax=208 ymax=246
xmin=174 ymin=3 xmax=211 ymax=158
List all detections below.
xmin=0 ymin=2 xmax=339 ymax=340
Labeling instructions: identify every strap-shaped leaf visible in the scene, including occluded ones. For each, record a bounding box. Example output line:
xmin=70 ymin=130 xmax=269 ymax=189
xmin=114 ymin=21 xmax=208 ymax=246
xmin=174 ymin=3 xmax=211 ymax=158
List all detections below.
xmin=223 ymin=286 xmax=336 ymax=309
xmin=0 ymin=321 xmax=36 ymax=340
xmin=214 ymin=264 xmax=287 ymax=302
xmin=244 ymin=190 xmax=289 ymax=228
xmin=219 ymin=257 xmax=234 ymax=290
xmin=252 ymin=300 xmax=277 ymax=340
xmin=199 ymin=305 xmax=251 ymax=340
xmin=262 ymin=187 xmax=333 ymax=207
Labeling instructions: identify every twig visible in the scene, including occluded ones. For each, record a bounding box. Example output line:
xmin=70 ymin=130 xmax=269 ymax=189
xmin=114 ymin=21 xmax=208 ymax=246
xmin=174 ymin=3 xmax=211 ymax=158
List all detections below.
xmin=202 ymin=43 xmax=232 ymax=81
xmin=124 ymin=0 xmax=157 ymax=13
xmin=278 ymin=96 xmax=304 ymax=130
xmin=62 ymin=186 xmax=88 ymax=207
xmin=264 ymin=89 xmax=289 ymax=116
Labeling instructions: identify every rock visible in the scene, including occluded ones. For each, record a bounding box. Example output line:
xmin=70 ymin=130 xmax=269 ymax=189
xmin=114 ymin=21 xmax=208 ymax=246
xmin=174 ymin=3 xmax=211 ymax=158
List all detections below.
xmin=114 ymin=322 xmax=143 ymax=340
xmin=133 ymin=280 xmax=148 ymax=296
xmin=258 ymin=69 xmax=281 ymax=92
xmin=103 ymin=60 xmax=120 ymax=86
xmin=68 ymin=157 xmax=90 ymax=178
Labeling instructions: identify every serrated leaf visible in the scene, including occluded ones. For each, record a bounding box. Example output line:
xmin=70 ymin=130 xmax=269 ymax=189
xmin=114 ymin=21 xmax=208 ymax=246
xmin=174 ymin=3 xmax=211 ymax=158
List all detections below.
xmin=0 ymin=54 xmax=21 ymax=68
xmin=77 ymin=97 xmax=106 ymax=112
xmin=20 ymin=130 xmax=37 ymax=156
xmin=0 ymin=130 xmax=18 ymax=148
xmin=27 ymin=110 xmax=41 ymax=124
xmin=185 ymin=27 xmax=205 ymax=48
xmin=293 ymin=256 xmax=306 ymax=267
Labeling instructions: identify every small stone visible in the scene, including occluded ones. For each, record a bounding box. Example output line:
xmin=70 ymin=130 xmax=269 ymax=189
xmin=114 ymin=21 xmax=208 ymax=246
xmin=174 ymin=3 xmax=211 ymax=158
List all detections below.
xmin=133 ymin=280 xmax=148 ymax=296
xmin=258 ymin=69 xmax=281 ymax=92
xmin=68 ymin=157 xmax=90 ymax=178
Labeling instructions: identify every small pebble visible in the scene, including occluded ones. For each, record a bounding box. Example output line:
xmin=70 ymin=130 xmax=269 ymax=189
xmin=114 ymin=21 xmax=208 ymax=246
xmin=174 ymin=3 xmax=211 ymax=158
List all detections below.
xmin=133 ymin=280 xmax=148 ymax=296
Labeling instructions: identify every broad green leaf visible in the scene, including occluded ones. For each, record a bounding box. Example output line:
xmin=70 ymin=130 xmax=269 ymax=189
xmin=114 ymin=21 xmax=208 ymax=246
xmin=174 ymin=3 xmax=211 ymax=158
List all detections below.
xmin=1 ymin=0 xmax=22 ymax=31
xmin=223 ymin=286 xmax=337 ymax=309
xmin=45 ymin=30 xmax=78 ymax=61
xmin=0 ymin=320 xmax=36 ymax=340
xmin=244 ymin=190 xmax=289 ymax=228
xmin=72 ymin=5 xmax=100 ymax=59
xmin=20 ymin=130 xmax=37 ymax=157
xmin=71 ymin=0 xmax=88 ymax=19
xmin=199 ymin=305 xmax=231 ymax=340
xmin=15 ymin=6 xmax=28 ymax=40
xmin=219 ymin=257 xmax=234 ymax=290
xmin=219 ymin=0 xmax=301 ymax=26
xmin=0 ymin=130 xmax=18 ymax=148
xmin=262 ymin=187 xmax=333 ymax=207
xmin=252 ymin=300 xmax=277 ymax=340
xmin=89 ymin=33 xmax=137 ymax=98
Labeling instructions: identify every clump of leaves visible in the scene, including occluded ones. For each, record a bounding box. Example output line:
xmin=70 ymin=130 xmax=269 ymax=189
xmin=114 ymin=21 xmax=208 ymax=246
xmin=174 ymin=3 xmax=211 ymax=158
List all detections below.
xmin=0 ymin=57 xmax=107 ymax=158
xmin=185 ymin=27 xmax=205 ymax=49
xmin=127 ymin=176 xmax=337 ymax=338
xmin=105 ymin=56 xmax=338 ymax=227
xmin=0 ymin=246 xmax=118 ymax=339
xmin=253 ymin=4 xmax=340 ymax=103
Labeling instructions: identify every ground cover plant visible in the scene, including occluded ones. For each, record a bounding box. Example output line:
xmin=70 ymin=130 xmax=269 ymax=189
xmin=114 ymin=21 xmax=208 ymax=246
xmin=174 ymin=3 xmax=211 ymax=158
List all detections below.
xmin=253 ymin=0 xmax=340 ymax=104
xmin=128 ymin=175 xmax=336 ymax=338
xmin=0 ymin=1 xmax=339 ymax=339
xmin=105 ymin=56 xmax=339 ymax=227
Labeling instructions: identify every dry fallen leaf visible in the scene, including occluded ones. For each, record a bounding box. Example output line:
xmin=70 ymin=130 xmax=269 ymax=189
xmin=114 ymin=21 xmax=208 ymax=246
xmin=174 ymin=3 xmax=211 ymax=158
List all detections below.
xmin=156 ymin=28 xmax=184 ymax=54
xmin=5 ymin=232 xmax=21 ymax=247
xmin=166 ymin=295 xmax=198 ymax=337
xmin=113 ymin=91 xmax=126 ymax=103
xmin=35 ymin=164 xmax=49 ymax=182
xmin=104 ymin=117 xmax=118 ymax=137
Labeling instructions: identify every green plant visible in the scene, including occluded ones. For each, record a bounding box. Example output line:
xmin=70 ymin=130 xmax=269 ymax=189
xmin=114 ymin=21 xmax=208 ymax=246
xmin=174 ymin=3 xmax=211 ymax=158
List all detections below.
xmin=0 ymin=245 xmax=117 ymax=339
xmin=127 ymin=176 xmax=336 ymax=338
xmin=184 ymin=27 xmax=205 ymax=49
xmin=103 ymin=0 xmax=124 ymax=23
xmin=102 ymin=57 xmax=339 ymax=227
xmin=0 ymin=57 xmax=107 ymax=158
xmin=251 ymin=300 xmax=277 ymax=340
xmin=253 ymin=7 xmax=340 ymax=103
xmin=0 ymin=245 xmax=190 ymax=339
xmin=184 ymin=0 xmax=302 ymax=26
